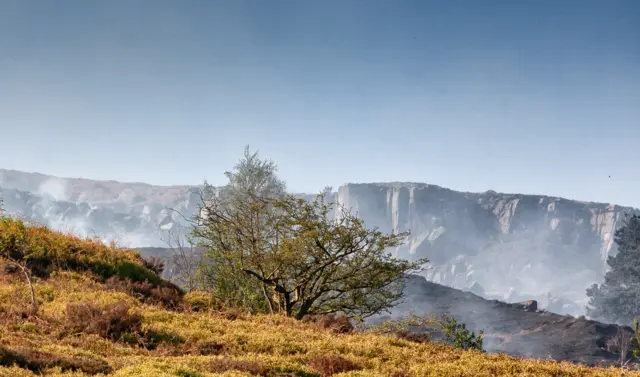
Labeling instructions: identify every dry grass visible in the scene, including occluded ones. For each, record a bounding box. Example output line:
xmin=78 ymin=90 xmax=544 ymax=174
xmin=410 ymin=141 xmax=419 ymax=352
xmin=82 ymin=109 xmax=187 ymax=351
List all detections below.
xmin=0 ymin=220 xmax=638 ymax=376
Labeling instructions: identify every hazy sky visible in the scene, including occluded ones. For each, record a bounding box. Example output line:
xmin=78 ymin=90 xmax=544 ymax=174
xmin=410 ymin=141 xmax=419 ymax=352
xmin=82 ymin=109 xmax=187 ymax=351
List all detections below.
xmin=1 ymin=1 xmax=639 ymax=206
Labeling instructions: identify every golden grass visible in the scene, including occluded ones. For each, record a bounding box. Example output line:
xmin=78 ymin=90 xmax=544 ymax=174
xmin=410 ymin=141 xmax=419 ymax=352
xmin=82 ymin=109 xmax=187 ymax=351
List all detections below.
xmin=0 ymin=221 xmax=637 ymax=376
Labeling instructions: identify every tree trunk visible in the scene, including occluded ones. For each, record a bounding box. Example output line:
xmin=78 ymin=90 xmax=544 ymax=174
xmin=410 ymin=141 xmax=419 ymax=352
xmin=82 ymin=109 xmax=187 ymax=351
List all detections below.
xmin=295 ymin=300 xmax=314 ymax=320
xmin=283 ymin=292 xmax=294 ymax=317
xmin=261 ymin=284 xmax=275 ymax=314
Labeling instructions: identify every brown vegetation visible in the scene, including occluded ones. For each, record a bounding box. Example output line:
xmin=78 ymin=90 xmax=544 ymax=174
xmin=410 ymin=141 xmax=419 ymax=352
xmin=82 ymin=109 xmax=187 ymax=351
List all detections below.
xmin=63 ymin=302 xmax=143 ymax=343
xmin=301 ymin=314 xmax=354 ymax=334
xmin=0 ymin=345 xmax=112 ymax=375
xmin=306 ymin=354 xmax=361 ymax=376
xmin=104 ymin=276 xmax=183 ymax=310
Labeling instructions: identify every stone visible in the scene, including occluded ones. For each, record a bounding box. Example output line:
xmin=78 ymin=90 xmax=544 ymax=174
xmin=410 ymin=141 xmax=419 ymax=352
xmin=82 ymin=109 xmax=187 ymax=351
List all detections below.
xmin=517 ymin=300 xmax=538 ymax=312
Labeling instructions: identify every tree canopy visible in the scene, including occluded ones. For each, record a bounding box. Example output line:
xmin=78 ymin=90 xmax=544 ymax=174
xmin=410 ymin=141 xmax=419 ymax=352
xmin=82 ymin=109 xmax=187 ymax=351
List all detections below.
xmin=586 ymin=214 xmax=640 ymax=324
xmin=192 ymin=146 xmax=426 ymax=319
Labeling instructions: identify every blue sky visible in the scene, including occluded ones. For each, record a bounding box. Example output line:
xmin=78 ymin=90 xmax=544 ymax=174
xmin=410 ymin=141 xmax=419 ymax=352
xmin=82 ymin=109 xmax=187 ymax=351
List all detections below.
xmin=1 ymin=1 xmax=639 ymax=206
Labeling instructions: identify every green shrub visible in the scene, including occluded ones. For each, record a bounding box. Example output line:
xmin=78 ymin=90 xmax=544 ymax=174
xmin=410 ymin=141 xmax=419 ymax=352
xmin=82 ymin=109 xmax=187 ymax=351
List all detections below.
xmin=438 ymin=313 xmax=484 ymax=351
xmin=367 ymin=312 xmax=484 ymax=351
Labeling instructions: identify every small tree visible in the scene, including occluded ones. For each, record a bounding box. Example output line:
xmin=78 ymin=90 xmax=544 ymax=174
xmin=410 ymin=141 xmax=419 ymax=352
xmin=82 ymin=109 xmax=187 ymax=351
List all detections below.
xmin=606 ymin=327 xmax=633 ymax=367
xmin=8 ymin=258 xmax=38 ymax=315
xmin=587 ymin=214 xmax=640 ymax=324
xmin=257 ymin=194 xmax=426 ymax=319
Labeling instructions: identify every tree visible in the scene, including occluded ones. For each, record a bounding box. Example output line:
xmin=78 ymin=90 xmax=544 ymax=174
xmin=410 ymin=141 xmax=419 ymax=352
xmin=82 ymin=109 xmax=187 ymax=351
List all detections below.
xmin=586 ymin=214 xmax=640 ymax=324
xmin=192 ymin=147 xmax=427 ymax=319
xmin=606 ymin=327 xmax=633 ymax=368
xmin=7 ymin=257 xmax=38 ymax=315
xmin=193 ymin=145 xmax=287 ymax=313
xmin=240 ymin=194 xmax=426 ymax=319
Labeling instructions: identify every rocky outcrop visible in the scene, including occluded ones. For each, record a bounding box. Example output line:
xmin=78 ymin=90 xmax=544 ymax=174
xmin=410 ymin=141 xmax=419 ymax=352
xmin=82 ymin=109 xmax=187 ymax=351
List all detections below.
xmin=0 ymin=168 xmax=202 ymax=247
xmin=516 ymin=300 xmax=538 ymax=312
xmin=336 ymin=183 xmax=639 ymax=315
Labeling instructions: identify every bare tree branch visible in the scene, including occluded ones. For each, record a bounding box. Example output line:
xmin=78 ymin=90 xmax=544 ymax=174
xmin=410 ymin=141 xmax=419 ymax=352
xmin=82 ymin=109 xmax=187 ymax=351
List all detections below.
xmin=162 ymin=227 xmax=204 ymax=292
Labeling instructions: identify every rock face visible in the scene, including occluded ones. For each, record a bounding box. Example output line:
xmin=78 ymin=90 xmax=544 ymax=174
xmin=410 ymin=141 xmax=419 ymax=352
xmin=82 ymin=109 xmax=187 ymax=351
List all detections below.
xmin=0 ymin=169 xmax=202 ymax=247
xmin=336 ymin=183 xmax=639 ymax=315
xmin=368 ymin=275 xmax=635 ymax=366
xmin=2 ymin=170 xmax=638 ymax=316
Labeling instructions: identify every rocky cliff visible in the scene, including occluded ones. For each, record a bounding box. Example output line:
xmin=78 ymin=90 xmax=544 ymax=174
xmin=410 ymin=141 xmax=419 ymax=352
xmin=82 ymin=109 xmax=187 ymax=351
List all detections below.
xmin=2 ymin=169 xmax=638 ymax=316
xmin=336 ymin=183 xmax=639 ymax=315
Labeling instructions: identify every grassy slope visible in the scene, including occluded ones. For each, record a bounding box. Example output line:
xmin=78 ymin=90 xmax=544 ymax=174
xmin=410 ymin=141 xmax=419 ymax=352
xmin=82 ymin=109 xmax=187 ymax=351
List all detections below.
xmin=0 ymin=220 xmax=636 ymax=377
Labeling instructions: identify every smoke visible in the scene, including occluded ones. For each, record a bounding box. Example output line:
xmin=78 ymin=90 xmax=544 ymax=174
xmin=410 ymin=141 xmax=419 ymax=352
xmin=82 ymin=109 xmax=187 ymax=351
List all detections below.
xmin=334 ymin=183 xmax=635 ymax=317
xmin=36 ymin=177 xmax=69 ymax=202
xmin=0 ymin=176 xmax=185 ymax=248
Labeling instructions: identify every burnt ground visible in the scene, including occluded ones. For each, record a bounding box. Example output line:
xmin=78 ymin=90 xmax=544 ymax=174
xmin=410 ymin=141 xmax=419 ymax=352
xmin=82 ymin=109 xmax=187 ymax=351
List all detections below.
xmin=370 ymin=275 xmax=636 ymax=366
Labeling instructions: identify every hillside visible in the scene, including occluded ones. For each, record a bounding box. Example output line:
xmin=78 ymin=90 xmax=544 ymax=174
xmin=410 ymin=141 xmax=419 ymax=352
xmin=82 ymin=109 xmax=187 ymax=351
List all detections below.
xmin=376 ymin=275 xmax=637 ymax=365
xmin=134 ymin=247 xmax=640 ymax=366
xmin=0 ymin=219 xmax=638 ymax=376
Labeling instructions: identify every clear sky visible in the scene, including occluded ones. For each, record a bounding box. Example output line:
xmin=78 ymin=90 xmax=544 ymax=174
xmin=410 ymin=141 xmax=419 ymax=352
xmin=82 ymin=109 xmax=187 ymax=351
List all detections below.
xmin=1 ymin=1 xmax=639 ymax=206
